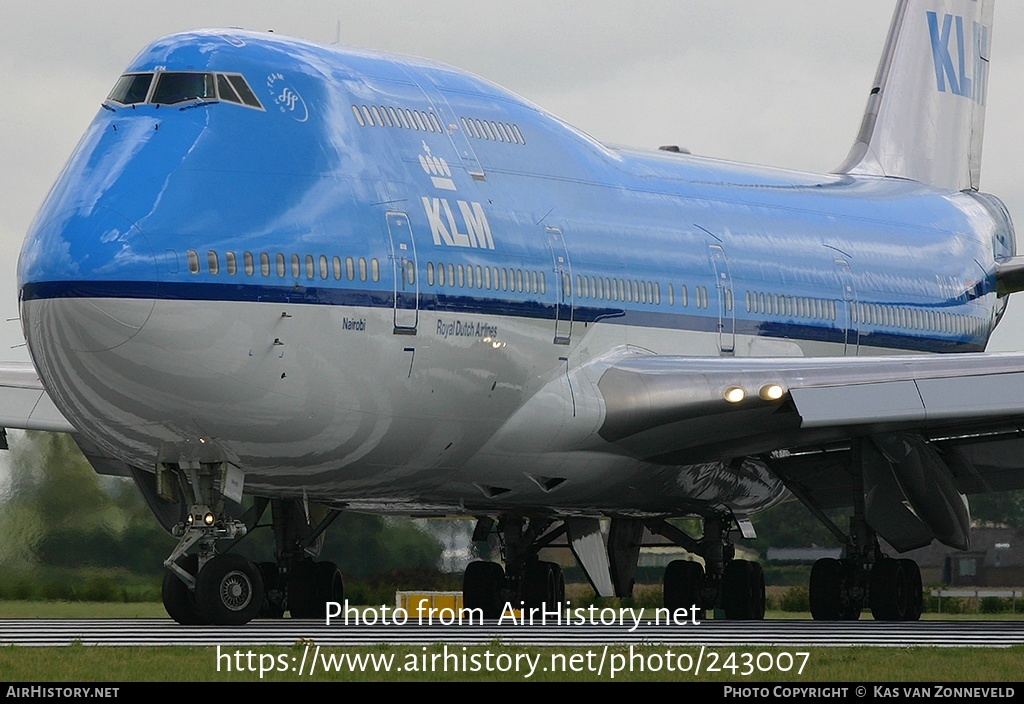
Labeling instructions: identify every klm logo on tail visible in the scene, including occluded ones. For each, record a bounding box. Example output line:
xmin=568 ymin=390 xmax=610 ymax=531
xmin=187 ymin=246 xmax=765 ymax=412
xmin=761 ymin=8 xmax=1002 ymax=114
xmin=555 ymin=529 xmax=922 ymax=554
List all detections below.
xmin=927 ymin=11 xmax=989 ymax=105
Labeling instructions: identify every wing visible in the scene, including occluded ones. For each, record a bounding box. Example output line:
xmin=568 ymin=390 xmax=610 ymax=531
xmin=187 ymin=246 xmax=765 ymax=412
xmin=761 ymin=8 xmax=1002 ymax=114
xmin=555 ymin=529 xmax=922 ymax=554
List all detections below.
xmin=0 ymin=361 xmax=75 ymax=434
xmin=594 ymin=351 xmax=1024 ymax=552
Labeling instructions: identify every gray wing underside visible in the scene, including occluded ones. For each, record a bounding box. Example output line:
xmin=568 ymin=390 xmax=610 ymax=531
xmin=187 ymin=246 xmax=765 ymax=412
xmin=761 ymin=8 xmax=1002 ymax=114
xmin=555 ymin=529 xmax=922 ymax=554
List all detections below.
xmin=0 ymin=361 xmax=75 ymax=433
xmin=595 ymin=352 xmax=1024 ymax=550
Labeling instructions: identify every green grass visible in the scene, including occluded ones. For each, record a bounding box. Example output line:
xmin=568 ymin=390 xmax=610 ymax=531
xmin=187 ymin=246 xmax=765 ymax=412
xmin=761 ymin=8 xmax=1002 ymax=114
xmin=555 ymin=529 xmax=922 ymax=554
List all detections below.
xmin=0 ymin=644 xmax=1020 ymax=681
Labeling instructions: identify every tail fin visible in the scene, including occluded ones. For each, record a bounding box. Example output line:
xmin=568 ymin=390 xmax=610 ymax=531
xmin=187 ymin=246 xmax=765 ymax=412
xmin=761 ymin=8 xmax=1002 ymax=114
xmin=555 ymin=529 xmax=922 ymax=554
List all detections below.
xmin=836 ymin=0 xmax=994 ymax=191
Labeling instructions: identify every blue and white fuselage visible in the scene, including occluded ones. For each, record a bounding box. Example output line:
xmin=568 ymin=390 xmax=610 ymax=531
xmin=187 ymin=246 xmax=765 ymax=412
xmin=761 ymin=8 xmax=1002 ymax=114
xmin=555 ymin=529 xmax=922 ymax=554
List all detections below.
xmin=16 ymin=29 xmax=1014 ymax=519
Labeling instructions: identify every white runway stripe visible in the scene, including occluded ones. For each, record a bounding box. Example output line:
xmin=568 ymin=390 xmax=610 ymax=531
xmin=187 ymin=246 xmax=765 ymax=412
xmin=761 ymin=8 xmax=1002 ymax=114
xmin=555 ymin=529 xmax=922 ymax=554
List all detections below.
xmin=0 ymin=619 xmax=1021 ymax=647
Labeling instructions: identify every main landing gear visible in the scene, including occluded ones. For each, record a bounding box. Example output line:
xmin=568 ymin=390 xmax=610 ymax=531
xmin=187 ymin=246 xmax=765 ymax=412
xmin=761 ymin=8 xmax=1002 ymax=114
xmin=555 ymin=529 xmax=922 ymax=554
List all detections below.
xmin=155 ymin=461 xmax=344 ymax=625
xmin=463 ymin=517 xmax=566 ymax=617
xmin=649 ymin=515 xmax=766 ymax=619
xmin=462 ymin=513 xmax=766 ymax=620
xmin=780 ymin=439 xmax=924 ymax=622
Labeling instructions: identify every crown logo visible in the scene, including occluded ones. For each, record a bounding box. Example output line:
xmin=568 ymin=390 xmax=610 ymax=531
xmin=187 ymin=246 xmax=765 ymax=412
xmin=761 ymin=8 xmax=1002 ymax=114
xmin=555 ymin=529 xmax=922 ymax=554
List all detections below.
xmin=419 ymin=142 xmax=456 ymax=191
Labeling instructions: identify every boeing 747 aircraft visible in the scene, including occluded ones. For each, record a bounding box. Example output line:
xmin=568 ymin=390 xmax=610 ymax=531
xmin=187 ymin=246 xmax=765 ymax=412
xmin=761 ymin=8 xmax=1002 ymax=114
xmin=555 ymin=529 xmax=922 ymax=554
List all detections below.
xmin=4 ymin=0 xmax=1024 ymax=625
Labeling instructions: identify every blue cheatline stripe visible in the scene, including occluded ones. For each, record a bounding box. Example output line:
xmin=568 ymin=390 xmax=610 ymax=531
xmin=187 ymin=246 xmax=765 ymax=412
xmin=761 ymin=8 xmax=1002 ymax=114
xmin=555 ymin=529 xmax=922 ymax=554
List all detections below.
xmin=20 ymin=280 xmax=983 ymax=353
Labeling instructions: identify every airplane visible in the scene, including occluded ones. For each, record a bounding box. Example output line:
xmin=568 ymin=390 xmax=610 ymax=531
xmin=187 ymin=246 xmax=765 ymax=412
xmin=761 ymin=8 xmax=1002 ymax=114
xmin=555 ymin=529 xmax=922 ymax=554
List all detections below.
xmin=4 ymin=0 xmax=1024 ymax=626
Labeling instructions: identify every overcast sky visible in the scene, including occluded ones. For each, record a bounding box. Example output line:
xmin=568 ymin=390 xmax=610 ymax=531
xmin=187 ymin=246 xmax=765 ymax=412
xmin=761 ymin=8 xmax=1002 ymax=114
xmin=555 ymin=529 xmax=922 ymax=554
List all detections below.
xmin=4 ymin=1 xmax=1024 ymax=358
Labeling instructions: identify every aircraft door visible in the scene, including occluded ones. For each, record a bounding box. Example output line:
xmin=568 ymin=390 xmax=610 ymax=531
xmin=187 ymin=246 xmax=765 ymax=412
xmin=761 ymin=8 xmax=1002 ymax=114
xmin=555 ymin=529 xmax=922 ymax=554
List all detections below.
xmin=387 ymin=212 xmax=418 ymax=334
xmin=411 ymin=70 xmax=485 ymax=180
xmin=835 ymin=259 xmax=860 ymax=355
xmin=708 ymin=244 xmax=735 ymax=355
xmin=545 ymin=227 xmax=573 ymax=345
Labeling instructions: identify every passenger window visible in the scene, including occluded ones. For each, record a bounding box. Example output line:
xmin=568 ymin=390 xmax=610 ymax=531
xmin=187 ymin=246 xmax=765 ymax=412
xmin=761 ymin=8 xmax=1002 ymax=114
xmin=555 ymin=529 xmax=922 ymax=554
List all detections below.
xmin=448 ymin=264 xmax=455 ymax=286
xmin=187 ymin=249 xmax=200 ymax=274
xmin=359 ymin=258 xmax=368 ymax=282
xmin=476 ymin=266 xmax=484 ymax=289
xmin=512 ymin=124 xmax=526 ymax=144
xmin=260 ymin=252 xmax=270 ymax=277
xmin=427 ymin=262 xmax=435 ymax=286
xmin=333 ymin=256 xmax=342 ymax=280
xmin=244 ymin=252 xmax=254 ymax=276
xmin=207 ymin=251 xmax=220 ymax=275
xmin=276 ymin=253 xmax=286 ymax=278
xmin=352 ymin=105 xmax=366 ymax=126
xmin=361 ymin=106 xmax=375 ymax=126
xmin=540 ymin=272 xmax=547 ymax=295
xmin=372 ymin=258 xmax=380 ymax=282
xmin=291 ymin=254 xmax=301 ymax=278
xmin=458 ymin=265 xmax=466 ymax=288
xmin=346 ymin=257 xmax=355 ymax=281
xmin=404 ymin=261 xmax=413 ymax=285
xmin=319 ymin=255 xmax=329 ymax=279
xmin=438 ymin=262 xmax=446 ymax=286
xmin=306 ymin=255 xmax=315 ymax=279
xmin=387 ymin=107 xmax=401 ymax=127
xmin=226 ymin=251 xmax=237 ymax=275
xmin=371 ymin=106 xmax=384 ymax=126
xmin=484 ymin=266 xmax=491 ymax=290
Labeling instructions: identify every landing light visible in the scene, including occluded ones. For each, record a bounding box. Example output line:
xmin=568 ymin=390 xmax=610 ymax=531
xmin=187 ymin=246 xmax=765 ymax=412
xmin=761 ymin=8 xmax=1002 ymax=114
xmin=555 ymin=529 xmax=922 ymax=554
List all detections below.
xmin=759 ymin=384 xmax=785 ymax=401
xmin=724 ymin=386 xmax=746 ymax=404
xmin=203 ymin=512 xmax=216 ymax=526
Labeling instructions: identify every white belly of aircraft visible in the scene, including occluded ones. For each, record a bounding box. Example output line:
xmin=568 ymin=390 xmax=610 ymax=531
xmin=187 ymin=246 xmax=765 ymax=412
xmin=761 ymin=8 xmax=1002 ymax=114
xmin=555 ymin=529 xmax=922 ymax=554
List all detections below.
xmin=21 ymin=295 xmax=810 ymax=515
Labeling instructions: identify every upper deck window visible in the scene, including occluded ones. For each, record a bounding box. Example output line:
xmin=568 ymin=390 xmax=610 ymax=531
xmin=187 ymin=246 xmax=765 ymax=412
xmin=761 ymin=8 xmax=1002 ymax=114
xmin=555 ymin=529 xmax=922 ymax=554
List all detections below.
xmin=108 ymin=73 xmax=153 ymax=105
xmin=152 ymin=73 xmax=216 ymax=105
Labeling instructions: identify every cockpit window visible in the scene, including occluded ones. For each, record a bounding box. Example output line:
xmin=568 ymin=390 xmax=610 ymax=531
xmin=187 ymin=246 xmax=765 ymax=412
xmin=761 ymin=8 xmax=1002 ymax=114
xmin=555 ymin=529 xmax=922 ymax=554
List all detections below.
xmin=226 ymin=75 xmax=262 ymax=108
xmin=107 ymin=73 xmax=153 ymax=105
xmin=217 ymin=74 xmax=242 ymax=104
xmin=152 ymin=72 xmax=216 ymax=105
xmin=105 ymin=71 xmax=263 ymax=110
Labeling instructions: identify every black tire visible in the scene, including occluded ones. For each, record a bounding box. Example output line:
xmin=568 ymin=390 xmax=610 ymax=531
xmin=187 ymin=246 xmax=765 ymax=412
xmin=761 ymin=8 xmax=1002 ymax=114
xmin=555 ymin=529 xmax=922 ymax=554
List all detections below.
xmin=463 ymin=561 xmax=506 ymax=619
xmin=195 ymin=553 xmax=265 ymax=626
xmin=523 ymin=561 xmax=564 ymax=611
xmin=722 ymin=559 xmax=763 ymax=620
xmin=258 ymin=561 xmax=285 ymax=618
xmin=899 ymin=558 xmax=923 ymax=622
xmin=810 ymin=558 xmax=844 ymax=621
xmin=162 ymin=555 xmax=207 ymax=625
xmin=869 ymin=557 xmax=908 ymax=621
xmin=663 ymin=560 xmax=704 ymax=613
xmin=316 ymin=561 xmax=345 ymax=606
xmin=750 ymin=561 xmax=767 ymax=620
xmin=287 ymin=560 xmax=320 ymax=618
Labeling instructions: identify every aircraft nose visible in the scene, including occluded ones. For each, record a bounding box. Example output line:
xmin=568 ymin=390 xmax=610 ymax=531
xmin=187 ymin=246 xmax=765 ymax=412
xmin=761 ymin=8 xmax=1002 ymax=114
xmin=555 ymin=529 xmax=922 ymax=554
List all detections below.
xmin=20 ymin=205 xmax=158 ymax=353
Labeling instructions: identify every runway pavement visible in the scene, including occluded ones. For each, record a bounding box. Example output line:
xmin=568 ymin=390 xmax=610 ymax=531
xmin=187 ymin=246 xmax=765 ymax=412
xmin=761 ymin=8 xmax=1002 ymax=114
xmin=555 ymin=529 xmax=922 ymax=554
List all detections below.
xmin=0 ymin=619 xmax=1021 ymax=647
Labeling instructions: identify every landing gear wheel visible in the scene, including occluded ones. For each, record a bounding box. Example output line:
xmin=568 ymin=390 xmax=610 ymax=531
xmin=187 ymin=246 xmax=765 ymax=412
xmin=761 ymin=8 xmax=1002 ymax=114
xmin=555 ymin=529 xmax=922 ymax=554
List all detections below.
xmin=258 ymin=562 xmax=285 ymax=618
xmin=287 ymin=561 xmax=318 ymax=618
xmin=316 ymin=561 xmax=345 ymax=606
xmin=810 ymin=558 xmax=860 ymax=621
xmin=664 ymin=560 xmax=705 ymax=614
xmin=523 ymin=561 xmax=565 ymax=611
xmin=463 ymin=561 xmax=506 ymax=619
xmin=195 ymin=553 xmax=265 ymax=626
xmin=899 ymin=559 xmax=923 ymax=622
xmin=162 ymin=555 xmax=207 ymax=625
xmin=721 ymin=559 xmax=765 ymax=620
xmin=869 ymin=557 xmax=908 ymax=621
xmin=287 ymin=560 xmax=341 ymax=619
